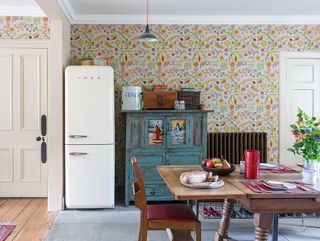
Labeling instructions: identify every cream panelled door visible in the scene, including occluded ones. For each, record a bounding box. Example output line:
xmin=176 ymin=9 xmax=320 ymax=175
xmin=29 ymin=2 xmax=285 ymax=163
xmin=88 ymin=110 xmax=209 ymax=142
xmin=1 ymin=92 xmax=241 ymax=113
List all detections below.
xmin=0 ymin=48 xmax=48 ymax=197
xmin=280 ymin=54 xmax=320 ymax=166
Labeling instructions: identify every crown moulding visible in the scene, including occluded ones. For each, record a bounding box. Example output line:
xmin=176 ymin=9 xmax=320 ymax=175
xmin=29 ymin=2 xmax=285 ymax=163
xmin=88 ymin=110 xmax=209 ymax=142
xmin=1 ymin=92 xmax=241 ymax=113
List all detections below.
xmin=58 ymin=0 xmax=320 ymax=25
xmin=0 ymin=6 xmax=46 ymax=17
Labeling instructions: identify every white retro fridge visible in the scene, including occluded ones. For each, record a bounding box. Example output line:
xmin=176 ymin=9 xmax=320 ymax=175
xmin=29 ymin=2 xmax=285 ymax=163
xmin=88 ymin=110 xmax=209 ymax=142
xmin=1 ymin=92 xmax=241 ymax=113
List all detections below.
xmin=65 ymin=66 xmax=115 ymax=209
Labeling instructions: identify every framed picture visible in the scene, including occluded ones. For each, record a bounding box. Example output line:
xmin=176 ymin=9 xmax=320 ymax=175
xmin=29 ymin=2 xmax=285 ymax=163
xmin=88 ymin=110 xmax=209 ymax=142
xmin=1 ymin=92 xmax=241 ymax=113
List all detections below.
xmin=169 ymin=119 xmax=186 ymax=145
xmin=147 ymin=120 xmax=164 ymax=145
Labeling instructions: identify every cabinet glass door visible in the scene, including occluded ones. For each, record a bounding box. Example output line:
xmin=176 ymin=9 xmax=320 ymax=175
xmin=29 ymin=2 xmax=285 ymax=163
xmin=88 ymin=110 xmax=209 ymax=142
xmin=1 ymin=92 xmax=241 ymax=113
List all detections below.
xmin=167 ymin=117 xmax=189 ymax=148
xmin=145 ymin=118 xmax=166 ymax=148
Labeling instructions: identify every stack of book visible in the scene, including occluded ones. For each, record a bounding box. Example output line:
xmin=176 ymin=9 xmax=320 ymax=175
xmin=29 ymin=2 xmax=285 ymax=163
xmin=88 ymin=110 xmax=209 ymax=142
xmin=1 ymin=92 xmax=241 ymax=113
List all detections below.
xmin=181 ymin=87 xmax=196 ymax=92
xmin=153 ymin=84 xmax=167 ymax=92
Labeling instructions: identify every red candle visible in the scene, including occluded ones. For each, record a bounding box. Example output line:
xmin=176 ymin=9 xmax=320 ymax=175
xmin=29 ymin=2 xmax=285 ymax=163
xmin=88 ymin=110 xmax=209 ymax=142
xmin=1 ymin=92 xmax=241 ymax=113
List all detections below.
xmin=244 ymin=150 xmax=260 ymax=179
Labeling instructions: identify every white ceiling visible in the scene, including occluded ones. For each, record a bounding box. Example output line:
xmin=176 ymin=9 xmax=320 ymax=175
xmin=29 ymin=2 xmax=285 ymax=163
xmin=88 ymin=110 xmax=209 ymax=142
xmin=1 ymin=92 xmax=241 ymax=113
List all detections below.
xmin=58 ymin=0 xmax=320 ymax=24
xmin=0 ymin=0 xmax=45 ymax=16
xmin=68 ymin=0 xmax=320 ymax=15
xmin=1 ymin=0 xmax=320 ymax=23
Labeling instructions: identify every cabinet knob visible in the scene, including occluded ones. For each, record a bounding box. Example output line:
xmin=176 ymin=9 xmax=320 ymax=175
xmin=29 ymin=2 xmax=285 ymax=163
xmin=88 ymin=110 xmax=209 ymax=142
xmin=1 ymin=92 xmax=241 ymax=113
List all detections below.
xmin=150 ymin=191 xmax=156 ymax=196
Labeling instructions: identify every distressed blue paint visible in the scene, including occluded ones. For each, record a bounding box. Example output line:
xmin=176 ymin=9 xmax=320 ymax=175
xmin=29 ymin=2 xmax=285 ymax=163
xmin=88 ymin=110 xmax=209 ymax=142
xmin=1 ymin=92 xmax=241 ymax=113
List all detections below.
xmin=123 ymin=110 xmax=208 ymax=206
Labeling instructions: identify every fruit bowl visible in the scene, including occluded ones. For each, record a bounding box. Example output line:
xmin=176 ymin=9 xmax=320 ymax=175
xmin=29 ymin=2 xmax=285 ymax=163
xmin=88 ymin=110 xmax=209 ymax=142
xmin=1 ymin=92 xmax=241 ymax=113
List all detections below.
xmin=201 ymin=164 xmax=236 ymax=176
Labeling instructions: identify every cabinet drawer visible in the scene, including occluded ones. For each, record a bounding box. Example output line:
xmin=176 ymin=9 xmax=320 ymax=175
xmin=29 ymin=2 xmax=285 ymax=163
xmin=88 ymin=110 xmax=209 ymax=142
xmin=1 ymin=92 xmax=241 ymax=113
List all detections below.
xmin=129 ymin=185 xmax=173 ymax=201
xmin=143 ymin=91 xmax=177 ymax=110
xmin=145 ymin=185 xmax=167 ymax=197
xmin=129 ymin=154 xmax=165 ymax=182
xmin=144 ymin=101 xmax=175 ymax=110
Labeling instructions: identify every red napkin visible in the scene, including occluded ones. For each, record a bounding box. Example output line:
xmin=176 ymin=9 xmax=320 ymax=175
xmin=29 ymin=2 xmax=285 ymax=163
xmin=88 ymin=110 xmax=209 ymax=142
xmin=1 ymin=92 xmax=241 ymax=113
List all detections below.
xmin=260 ymin=165 xmax=298 ymax=173
xmin=241 ymin=181 xmax=318 ymax=193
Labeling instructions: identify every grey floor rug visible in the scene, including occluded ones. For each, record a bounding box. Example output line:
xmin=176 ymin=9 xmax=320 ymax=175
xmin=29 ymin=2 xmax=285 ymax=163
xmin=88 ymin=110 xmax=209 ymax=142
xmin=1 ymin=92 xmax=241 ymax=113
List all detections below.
xmin=45 ymin=206 xmax=320 ymax=241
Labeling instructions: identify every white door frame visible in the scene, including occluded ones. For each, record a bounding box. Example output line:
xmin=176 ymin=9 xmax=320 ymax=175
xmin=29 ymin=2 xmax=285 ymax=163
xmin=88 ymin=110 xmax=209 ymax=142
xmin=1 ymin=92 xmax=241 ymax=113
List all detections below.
xmin=0 ymin=40 xmax=57 ymax=208
xmin=279 ymin=52 xmax=320 ymax=163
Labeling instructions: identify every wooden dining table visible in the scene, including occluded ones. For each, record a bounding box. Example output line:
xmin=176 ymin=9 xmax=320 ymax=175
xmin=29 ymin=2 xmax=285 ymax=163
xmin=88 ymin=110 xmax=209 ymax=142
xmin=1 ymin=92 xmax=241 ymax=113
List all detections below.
xmin=157 ymin=165 xmax=320 ymax=241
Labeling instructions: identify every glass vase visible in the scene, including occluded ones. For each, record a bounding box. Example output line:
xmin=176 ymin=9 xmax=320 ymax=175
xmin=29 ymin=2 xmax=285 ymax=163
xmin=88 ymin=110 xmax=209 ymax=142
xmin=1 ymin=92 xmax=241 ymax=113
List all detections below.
xmin=304 ymin=160 xmax=320 ymax=181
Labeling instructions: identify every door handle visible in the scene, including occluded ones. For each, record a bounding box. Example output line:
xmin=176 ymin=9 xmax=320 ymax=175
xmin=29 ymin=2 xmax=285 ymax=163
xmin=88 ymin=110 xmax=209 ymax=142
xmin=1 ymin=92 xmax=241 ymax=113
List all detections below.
xmin=69 ymin=152 xmax=88 ymax=156
xmin=41 ymin=142 xmax=47 ymax=163
xmin=69 ymin=135 xmax=88 ymax=138
xmin=41 ymin=115 xmax=47 ymax=136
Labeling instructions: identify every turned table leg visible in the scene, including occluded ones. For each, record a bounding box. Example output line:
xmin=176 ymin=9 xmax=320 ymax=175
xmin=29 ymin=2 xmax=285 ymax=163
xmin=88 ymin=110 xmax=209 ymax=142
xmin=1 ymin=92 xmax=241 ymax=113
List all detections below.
xmin=271 ymin=213 xmax=279 ymax=241
xmin=253 ymin=213 xmax=273 ymax=241
xmin=214 ymin=199 xmax=235 ymax=241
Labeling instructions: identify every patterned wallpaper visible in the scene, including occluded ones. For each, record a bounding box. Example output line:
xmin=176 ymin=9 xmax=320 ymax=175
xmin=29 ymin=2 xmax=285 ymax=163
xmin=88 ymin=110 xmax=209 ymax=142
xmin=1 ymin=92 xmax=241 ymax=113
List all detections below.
xmin=0 ymin=16 xmax=50 ymax=40
xmin=70 ymin=24 xmax=320 ymax=187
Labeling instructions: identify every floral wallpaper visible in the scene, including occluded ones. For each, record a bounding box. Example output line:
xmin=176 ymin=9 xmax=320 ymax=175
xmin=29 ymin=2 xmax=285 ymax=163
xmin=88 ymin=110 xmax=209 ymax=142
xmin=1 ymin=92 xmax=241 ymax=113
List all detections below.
xmin=0 ymin=16 xmax=50 ymax=40
xmin=70 ymin=24 xmax=320 ymax=187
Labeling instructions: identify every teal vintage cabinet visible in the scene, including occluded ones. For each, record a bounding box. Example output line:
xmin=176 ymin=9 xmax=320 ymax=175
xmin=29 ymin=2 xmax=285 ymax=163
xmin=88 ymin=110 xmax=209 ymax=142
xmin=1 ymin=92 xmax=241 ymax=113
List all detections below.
xmin=123 ymin=110 xmax=208 ymax=206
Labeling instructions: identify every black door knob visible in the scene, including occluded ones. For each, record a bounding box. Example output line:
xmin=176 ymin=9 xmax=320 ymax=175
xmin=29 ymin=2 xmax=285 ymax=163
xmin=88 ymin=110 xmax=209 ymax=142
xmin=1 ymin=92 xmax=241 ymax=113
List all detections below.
xmin=36 ymin=136 xmax=41 ymax=141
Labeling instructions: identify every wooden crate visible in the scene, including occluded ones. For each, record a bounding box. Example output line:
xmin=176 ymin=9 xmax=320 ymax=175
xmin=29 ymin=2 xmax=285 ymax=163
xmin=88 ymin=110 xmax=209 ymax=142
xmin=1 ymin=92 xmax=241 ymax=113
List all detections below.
xmin=177 ymin=91 xmax=200 ymax=110
xmin=143 ymin=91 xmax=177 ymax=109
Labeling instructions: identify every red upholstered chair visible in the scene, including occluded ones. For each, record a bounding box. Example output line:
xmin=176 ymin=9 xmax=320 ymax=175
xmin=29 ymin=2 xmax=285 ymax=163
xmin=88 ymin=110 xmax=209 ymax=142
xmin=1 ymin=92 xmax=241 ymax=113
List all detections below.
xmin=131 ymin=157 xmax=201 ymax=241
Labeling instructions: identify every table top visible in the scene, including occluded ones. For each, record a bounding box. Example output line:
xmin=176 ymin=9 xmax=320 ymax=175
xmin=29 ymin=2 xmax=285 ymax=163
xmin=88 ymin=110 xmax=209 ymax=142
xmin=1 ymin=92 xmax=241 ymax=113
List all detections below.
xmin=157 ymin=165 xmax=320 ymax=201
xmin=156 ymin=165 xmax=245 ymax=201
xmin=226 ymin=166 xmax=320 ymax=199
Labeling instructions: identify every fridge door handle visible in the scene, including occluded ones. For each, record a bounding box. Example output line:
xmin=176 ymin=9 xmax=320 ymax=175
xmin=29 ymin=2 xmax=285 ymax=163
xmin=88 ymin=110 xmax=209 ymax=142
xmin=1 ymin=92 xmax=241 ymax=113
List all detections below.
xmin=69 ymin=135 xmax=88 ymax=138
xmin=69 ymin=152 xmax=88 ymax=156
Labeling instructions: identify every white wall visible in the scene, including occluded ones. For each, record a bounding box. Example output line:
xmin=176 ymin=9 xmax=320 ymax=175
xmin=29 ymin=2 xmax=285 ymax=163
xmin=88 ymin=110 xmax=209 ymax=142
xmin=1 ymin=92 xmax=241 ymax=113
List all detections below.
xmin=36 ymin=0 xmax=70 ymax=211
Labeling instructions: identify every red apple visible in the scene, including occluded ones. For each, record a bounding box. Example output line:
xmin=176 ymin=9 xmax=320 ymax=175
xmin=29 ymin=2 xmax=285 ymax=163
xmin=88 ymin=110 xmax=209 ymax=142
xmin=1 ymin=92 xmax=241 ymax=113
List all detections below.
xmin=206 ymin=160 xmax=215 ymax=168
xmin=202 ymin=159 xmax=211 ymax=166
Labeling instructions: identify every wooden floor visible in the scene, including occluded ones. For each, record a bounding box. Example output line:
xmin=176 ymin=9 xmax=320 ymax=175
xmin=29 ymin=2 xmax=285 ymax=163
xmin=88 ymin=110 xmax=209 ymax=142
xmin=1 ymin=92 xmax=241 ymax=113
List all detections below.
xmin=0 ymin=198 xmax=57 ymax=241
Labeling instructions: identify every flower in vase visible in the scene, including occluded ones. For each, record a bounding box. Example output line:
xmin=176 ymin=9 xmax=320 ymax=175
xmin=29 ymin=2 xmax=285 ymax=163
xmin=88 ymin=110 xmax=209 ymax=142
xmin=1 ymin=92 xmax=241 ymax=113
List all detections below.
xmin=305 ymin=128 xmax=312 ymax=134
xmin=288 ymin=108 xmax=320 ymax=162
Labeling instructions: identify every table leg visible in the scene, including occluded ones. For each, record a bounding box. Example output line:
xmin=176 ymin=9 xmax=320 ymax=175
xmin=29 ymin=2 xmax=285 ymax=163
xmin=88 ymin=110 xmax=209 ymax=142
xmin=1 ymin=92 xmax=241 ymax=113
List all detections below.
xmin=214 ymin=199 xmax=235 ymax=241
xmin=253 ymin=213 xmax=273 ymax=241
xmin=271 ymin=213 xmax=279 ymax=241
xmin=187 ymin=200 xmax=193 ymax=209
xmin=195 ymin=200 xmax=199 ymax=218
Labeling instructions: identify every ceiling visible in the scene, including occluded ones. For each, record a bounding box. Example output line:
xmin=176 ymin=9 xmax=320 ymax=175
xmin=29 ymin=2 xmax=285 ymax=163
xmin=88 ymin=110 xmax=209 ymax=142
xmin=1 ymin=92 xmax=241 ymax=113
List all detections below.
xmin=1 ymin=0 xmax=320 ymax=24
xmin=59 ymin=0 xmax=320 ymax=24
xmin=0 ymin=0 xmax=45 ymax=16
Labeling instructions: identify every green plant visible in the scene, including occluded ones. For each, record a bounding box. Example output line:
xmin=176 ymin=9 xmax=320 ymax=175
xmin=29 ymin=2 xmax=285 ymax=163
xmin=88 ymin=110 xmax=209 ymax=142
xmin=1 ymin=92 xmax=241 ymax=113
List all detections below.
xmin=288 ymin=108 xmax=320 ymax=161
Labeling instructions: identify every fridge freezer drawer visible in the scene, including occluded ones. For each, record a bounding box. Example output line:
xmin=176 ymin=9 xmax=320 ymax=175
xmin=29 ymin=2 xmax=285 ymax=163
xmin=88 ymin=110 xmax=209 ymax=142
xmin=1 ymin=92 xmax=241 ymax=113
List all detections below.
xmin=65 ymin=145 xmax=115 ymax=208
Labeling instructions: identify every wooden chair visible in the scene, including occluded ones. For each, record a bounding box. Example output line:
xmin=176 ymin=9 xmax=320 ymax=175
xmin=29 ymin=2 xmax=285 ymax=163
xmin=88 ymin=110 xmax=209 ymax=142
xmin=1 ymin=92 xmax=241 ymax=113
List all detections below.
xmin=131 ymin=156 xmax=201 ymax=241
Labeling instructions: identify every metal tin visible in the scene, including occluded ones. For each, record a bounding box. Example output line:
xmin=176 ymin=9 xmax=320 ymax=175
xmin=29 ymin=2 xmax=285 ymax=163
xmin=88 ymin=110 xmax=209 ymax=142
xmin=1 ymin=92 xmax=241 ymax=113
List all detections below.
xmin=121 ymin=86 xmax=142 ymax=110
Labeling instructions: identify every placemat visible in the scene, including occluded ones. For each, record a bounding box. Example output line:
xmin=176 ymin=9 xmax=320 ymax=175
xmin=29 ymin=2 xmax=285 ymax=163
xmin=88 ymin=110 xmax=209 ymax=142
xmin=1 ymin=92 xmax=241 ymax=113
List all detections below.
xmin=260 ymin=165 xmax=299 ymax=173
xmin=241 ymin=180 xmax=319 ymax=193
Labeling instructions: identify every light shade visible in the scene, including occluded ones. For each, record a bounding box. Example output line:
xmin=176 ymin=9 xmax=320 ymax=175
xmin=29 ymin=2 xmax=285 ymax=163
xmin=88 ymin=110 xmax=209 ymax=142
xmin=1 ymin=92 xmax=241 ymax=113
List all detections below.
xmin=138 ymin=25 xmax=158 ymax=43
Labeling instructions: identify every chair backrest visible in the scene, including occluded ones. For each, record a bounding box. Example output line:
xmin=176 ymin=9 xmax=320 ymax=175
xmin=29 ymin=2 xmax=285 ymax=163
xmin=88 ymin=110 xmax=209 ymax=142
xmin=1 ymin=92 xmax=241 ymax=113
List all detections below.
xmin=131 ymin=157 xmax=147 ymax=212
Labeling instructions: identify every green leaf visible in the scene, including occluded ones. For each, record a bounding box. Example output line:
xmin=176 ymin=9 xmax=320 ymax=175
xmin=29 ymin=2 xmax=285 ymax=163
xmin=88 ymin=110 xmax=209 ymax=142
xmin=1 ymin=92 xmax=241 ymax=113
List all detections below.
xmin=293 ymin=142 xmax=304 ymax=148
xmin=290 ymin=124 xmax=298 ymax=130
xmin=303 ymin=113 xmax=310 ymax=121
xmin=287 ymin=148 xmax=296 ymax=154
xmin=312 ymin=117 xmax=317 ymax=121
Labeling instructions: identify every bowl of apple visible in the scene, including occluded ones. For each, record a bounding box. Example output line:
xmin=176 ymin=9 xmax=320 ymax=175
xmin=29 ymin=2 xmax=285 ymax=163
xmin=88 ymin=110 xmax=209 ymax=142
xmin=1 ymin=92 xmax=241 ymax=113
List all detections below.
xmin=201 ymin=158 xmax=236 ymax=176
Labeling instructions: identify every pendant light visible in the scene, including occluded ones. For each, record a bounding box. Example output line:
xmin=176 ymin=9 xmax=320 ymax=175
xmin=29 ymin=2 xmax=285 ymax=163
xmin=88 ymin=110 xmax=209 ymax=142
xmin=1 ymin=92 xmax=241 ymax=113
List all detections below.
xmin=138 ymin=0 xmax=158 ymax=43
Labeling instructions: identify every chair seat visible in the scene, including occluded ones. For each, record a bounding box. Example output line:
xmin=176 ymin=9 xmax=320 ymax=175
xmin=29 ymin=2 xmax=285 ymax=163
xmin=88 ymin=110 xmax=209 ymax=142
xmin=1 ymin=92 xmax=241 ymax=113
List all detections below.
xmin=147 ymin=204 xmax=197 ymax=221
